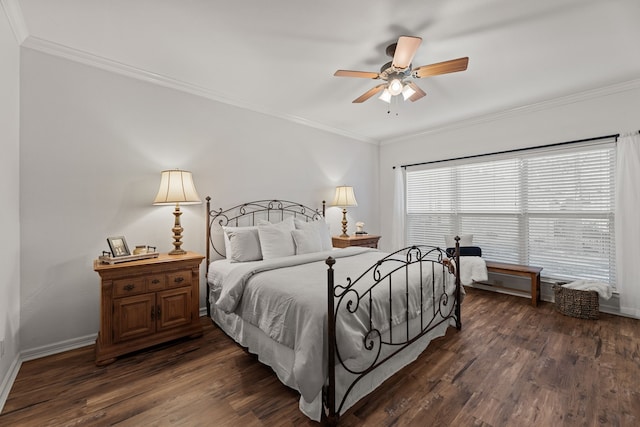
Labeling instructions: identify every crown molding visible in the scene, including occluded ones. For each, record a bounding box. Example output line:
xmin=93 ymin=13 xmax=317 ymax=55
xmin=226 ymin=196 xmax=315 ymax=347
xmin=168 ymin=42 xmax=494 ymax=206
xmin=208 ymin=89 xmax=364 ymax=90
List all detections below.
xmin=21 ymin=35 xmax=379 ymax=145
xmin=383 ymin=77 xmax=640 ymax=145
xmin=1 ymin=0 xmax=28 ymax=43
xmin=19 ymin=30 xmax=637 ymax=148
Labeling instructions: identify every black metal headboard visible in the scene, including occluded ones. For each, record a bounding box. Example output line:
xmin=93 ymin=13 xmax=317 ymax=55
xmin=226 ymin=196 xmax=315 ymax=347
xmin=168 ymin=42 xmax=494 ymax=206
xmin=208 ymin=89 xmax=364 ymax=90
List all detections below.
xmin=205 ymin=197 xmax=326 ymax=269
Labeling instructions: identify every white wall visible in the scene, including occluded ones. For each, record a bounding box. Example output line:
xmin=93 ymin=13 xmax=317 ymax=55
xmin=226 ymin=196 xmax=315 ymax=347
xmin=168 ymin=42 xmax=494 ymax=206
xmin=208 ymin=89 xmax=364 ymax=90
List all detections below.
xmin=0 ymin=2 xmax=21 ymax=403
xmin=19 ymin=48 xmax=379 ymax=354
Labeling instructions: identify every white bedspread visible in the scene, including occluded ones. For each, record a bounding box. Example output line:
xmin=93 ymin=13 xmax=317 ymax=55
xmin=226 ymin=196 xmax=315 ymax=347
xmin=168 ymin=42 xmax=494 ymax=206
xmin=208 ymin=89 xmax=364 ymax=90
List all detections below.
xmin=455 ymin=256 xmax=488 ymax=285
xmin=212 ymin=247 xmax=486 ymax=404
xmin=216 ymin=247 xmax=373 ymax=401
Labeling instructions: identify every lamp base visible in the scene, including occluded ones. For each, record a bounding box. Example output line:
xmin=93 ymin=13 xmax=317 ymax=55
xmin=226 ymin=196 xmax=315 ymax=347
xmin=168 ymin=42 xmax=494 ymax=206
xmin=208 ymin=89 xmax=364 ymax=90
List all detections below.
xmin=340 ymin=208 xmax=349 ymax=237
xmin=169 ymin=204 xmax=187 ymax=255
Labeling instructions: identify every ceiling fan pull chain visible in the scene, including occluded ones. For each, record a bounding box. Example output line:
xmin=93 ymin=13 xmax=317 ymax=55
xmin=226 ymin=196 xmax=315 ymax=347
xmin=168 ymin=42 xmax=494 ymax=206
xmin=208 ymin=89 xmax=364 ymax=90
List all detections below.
xmin=387 ymin=94 xmax=400 ymax=116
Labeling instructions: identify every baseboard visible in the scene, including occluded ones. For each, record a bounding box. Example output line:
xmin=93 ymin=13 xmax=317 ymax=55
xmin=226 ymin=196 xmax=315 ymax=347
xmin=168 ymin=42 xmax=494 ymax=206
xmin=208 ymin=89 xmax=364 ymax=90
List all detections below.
xmin=466 ymin=280 xmax=637 ymax=319
xmin=20 ymin=333 xmax=97 ymax=363
xmin=20 ymin=308 xmax=209 ymax=363
xmin=0 ymin=353 xmax=22 ymax=414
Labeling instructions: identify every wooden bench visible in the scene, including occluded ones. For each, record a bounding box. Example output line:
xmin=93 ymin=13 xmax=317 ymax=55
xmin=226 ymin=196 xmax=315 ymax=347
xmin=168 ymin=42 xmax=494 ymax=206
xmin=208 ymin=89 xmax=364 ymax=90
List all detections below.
xmin=475 ymin=261 xmax=543 ymax=307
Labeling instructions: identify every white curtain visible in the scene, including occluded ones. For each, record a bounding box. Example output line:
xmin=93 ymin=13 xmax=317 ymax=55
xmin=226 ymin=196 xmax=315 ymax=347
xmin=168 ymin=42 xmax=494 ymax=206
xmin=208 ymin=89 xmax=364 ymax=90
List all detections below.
xmin=391 ymin=166 xmax=406 ymax=249
xmin=616 ymin=132 xmax=640 ymax=318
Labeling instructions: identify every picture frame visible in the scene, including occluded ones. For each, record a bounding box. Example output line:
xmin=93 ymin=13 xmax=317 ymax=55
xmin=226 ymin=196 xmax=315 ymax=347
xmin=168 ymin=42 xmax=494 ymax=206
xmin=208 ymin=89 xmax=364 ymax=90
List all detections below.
xmin=107 ymin=236 xmax=130 ymax=257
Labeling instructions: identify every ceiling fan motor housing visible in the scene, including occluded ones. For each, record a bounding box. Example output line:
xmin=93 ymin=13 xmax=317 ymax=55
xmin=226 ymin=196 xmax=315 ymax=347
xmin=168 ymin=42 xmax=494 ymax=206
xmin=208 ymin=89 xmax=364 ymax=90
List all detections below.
xmin=380 ymin=61 xmax=411 ymax=81
xmin=385 ymin=42 xmax=397 ymax=57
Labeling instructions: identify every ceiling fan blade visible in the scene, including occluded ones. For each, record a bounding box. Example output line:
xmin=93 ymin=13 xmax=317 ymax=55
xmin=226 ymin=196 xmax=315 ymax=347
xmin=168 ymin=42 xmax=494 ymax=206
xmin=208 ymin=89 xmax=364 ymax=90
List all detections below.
xmin=392 ymin=36 xmax=422 ymax=69
xmin=407 ymin=82 xmax=426 ymax=102
xmin=334 ymin=70 xmax=380 ymax=79
xmin=413 ymin=57 xmax=469 ymax=78
xmin=352 ymin=84 xmax=386 ymax=103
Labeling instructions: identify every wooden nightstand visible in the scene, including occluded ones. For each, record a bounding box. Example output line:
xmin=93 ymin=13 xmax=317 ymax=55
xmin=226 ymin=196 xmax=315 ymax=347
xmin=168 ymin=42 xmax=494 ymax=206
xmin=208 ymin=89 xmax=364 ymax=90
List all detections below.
xmin=93 ymin=251 xmax=204 ymax=366
xmin=332 ymin=235 xmax=381 ymax=249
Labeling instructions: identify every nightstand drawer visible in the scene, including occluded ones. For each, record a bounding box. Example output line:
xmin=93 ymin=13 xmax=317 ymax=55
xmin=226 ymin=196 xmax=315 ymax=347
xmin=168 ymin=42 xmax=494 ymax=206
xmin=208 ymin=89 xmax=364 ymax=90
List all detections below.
xmin=147 ymin=274 xmax=166 ymax=291
xmin=332 ymin=235 xmax=381 ymax=249
xmin=166 ymin=270 xmax=191 ymax=288
xmin=113 ymin=277 xmax=146 ymax=297
xmin=358 ymin=238 xmax=379 ymax=248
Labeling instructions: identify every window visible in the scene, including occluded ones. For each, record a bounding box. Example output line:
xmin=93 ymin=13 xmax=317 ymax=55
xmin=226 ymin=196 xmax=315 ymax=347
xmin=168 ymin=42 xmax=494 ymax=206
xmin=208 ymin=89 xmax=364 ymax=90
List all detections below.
xmin=405 ymin=140 xmax=616 ymax=285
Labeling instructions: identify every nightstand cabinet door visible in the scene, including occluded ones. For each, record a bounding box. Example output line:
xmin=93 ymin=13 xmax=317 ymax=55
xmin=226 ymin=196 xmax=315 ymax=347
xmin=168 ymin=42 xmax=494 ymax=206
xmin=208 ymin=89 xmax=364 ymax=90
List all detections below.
xmin=94 ymin=252 xmax=204 ymax=366
xmin=157 ymin=287 xmax=192 ymax=331
xmin=113 ymin=293 xmax=156 ymax=343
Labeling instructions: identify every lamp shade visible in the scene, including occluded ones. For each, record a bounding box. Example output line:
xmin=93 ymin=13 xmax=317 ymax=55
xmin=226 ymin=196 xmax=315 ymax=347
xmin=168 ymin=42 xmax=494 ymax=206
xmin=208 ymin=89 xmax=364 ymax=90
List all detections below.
xmin=378 ymin=88 xmax=392 ymax=103
xmin=402 ymin=84 xmax=416 ymax=100
xmin=153 ymin=169 xmax=201 ymax=205
xmin=332 ymin=186 xmax=358 ymax=208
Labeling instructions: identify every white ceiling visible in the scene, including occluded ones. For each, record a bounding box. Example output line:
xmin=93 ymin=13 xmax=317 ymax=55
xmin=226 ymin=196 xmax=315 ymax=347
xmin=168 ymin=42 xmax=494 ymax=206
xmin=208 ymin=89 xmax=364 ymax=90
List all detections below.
xmin=9 ymin=0 xmax=640 ymax=144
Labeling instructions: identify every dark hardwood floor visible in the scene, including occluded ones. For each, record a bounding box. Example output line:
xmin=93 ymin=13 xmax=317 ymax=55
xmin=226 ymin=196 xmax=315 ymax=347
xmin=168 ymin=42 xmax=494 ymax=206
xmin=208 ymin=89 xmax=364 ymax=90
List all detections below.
xmin=2 ymin=288 xmax=639 ymax=426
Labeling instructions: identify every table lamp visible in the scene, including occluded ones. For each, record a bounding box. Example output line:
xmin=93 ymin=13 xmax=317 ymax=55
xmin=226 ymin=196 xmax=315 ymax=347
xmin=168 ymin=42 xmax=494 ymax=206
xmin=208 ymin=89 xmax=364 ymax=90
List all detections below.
xmin=153 ymin=169 xmax=201 ymax=255
xmin=332 ymin=186 xmax=358 ymax=237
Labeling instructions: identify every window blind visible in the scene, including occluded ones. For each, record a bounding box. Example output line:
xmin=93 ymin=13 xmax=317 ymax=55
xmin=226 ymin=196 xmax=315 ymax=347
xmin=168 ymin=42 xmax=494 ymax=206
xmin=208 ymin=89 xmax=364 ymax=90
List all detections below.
xmin=405 ymin=140 xmax=616 ymax=284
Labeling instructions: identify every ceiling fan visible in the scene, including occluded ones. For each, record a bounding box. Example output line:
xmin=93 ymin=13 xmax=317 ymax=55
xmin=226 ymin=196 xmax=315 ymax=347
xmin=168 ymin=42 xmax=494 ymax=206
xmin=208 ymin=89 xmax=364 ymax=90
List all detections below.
xmin=334 ymin=36 xmax=469 ymax=104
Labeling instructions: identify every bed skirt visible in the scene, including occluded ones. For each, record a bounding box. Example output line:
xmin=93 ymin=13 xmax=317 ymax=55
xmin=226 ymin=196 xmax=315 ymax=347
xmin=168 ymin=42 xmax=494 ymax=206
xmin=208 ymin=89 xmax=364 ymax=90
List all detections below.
xmin=209 ymin=288 xmax=454 ymax=421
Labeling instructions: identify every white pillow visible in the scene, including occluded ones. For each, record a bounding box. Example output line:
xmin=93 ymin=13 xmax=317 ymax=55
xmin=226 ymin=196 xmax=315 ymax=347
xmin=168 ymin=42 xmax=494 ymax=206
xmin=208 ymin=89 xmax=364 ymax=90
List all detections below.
xmin=294 ymin=218 xmax=332 ymax=251
xmin=226 ymin=228 xmax=262 ymax=262
xmin=292 ymin=228 xmax=322 ymax=255
xmin=222 ymin=225 xmax=258 ymax=259
xmin=444 ymin=234 xmax=473 ymax=248
xmin=257 ymin=216 xmax=295 ymax=231
xmin=258 ymin=218 xmax=296 ymax=259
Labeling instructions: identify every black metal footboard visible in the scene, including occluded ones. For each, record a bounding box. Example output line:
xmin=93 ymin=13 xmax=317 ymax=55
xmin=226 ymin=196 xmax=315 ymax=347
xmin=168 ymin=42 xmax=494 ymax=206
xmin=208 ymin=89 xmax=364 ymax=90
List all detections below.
xmin=324 ymin=239 xmax=462 ymax=424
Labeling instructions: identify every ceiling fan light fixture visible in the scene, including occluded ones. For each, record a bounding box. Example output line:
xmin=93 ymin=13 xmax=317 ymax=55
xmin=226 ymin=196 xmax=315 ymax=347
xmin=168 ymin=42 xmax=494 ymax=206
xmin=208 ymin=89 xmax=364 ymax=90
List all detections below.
xmin=402 ymin=84 xmax=416 ymax=100
xmin=378 ymin=88 xmax=392 ymax=103
xmin=388 ymin=78 xmax=403 ymax=96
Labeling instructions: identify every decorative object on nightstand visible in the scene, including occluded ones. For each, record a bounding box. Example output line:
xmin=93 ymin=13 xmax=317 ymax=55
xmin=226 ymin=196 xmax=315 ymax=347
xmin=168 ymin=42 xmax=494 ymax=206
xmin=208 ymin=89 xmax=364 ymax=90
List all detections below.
xmin=107 ymin=236 xmax=130 ymax=257
xmin=100 ymin=237 xmax=159 ymax=264
xmin=332 ymin=185 xmax=358 ymax=237
xmin=153 ymin=169 xmax=202 ymax=255
xmin=332 ymin=234 xmax=380 ymax=249
xmin=355 ymin=221 xmax=366 ymax=234
xmin=93 ymin=251 xmax=204 ymax=366
xmin=98 ymin=249 xmax=159 ymax=265
xmin=133 ymin=245 xmax=148 ymax=255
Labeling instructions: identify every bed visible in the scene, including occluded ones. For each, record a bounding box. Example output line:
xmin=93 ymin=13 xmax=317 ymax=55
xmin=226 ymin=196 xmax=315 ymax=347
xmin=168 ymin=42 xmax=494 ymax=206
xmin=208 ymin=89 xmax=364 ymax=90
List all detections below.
xmin=205 ymin=198 xmax=483 ymax=423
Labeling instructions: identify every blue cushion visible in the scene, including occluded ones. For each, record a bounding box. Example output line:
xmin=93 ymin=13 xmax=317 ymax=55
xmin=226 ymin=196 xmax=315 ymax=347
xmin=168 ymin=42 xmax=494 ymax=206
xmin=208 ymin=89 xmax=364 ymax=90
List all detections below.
xmin=446 ymin=246 xmax=482 ymax=257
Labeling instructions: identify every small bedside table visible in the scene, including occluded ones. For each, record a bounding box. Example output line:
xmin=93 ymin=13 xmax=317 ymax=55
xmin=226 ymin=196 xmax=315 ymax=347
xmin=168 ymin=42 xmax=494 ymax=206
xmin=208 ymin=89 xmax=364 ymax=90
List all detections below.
xmin=93 ymin=251 xmax=204 ymax=366
xmin=332 ymin=235 xmax=381 ymax=249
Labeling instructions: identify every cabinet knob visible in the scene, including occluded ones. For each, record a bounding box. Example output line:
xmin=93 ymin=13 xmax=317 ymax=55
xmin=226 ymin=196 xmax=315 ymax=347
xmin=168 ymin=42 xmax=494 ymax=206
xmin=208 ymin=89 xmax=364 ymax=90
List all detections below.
xmin=174 ymin=277 xmax=185 ymax=283
xmin=123 ymin=284 xmax=135 ymax=291
xmin=151 ymin=279 xmax=160 ymax=284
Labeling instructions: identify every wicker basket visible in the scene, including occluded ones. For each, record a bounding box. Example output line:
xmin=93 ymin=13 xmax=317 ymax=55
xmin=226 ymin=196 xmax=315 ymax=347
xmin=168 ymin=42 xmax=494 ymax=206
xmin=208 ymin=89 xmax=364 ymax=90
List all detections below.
xmin=553 ymin=284 xmax=599 ymax=320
